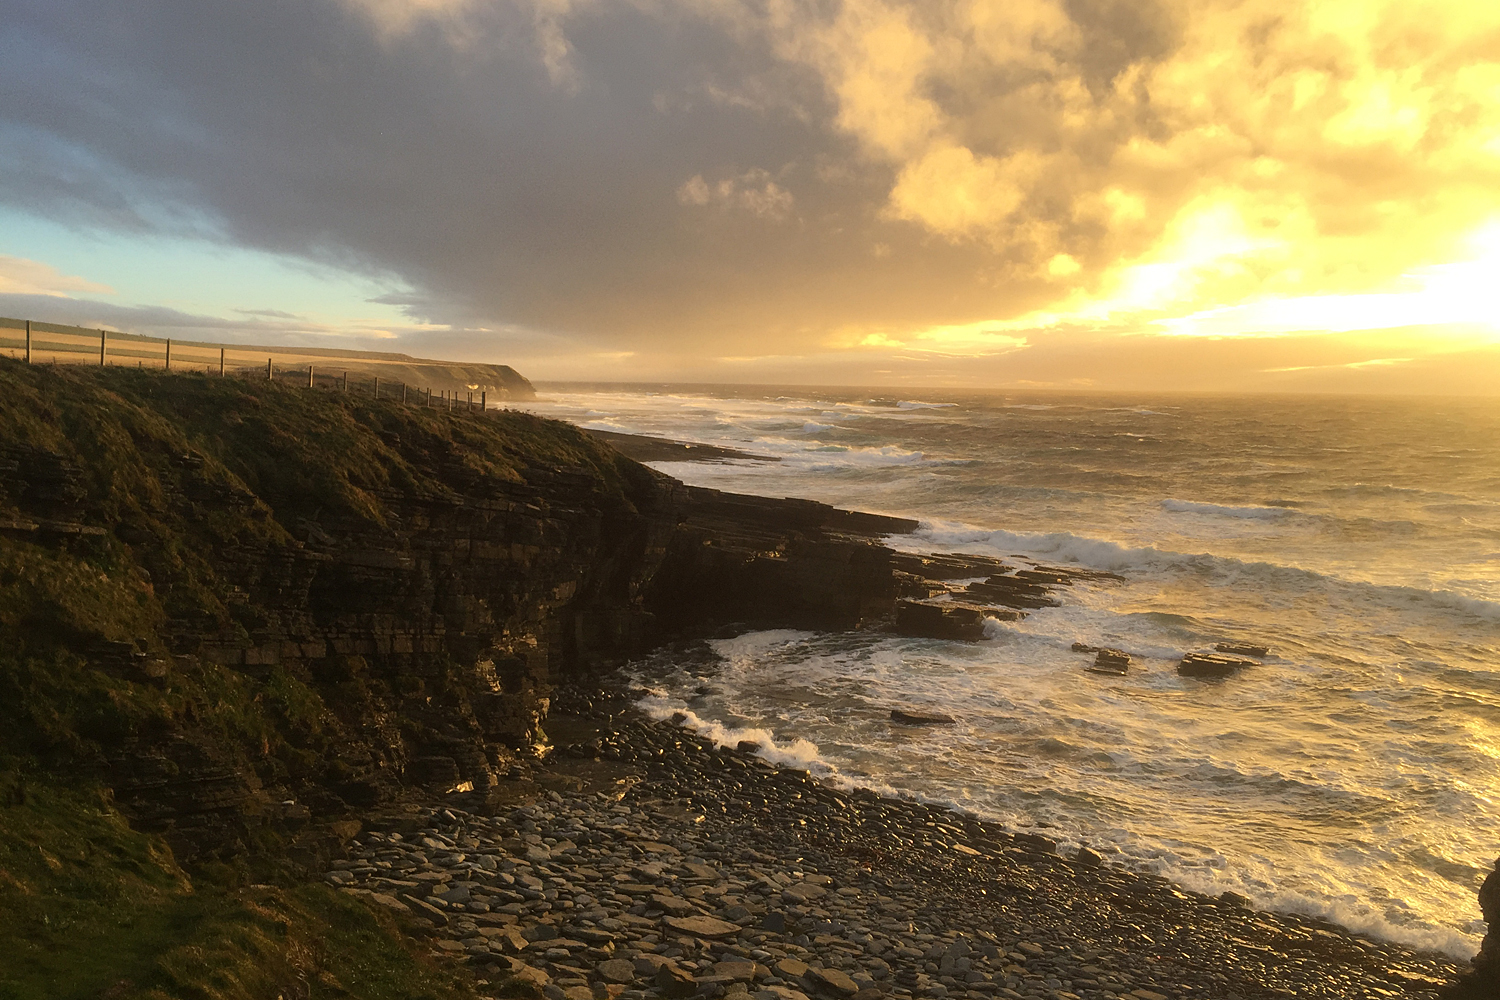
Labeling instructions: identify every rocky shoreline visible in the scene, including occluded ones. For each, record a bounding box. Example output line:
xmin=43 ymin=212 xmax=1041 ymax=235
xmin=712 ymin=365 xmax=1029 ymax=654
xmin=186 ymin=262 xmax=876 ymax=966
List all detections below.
xmin=331 ymin=698 xmax=1464 ymax=1000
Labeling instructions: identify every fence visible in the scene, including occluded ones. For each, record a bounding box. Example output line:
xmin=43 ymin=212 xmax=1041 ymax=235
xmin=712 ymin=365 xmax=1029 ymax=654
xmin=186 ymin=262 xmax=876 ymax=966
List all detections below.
xmin=0 ymin=316 xmax=502 ymax=413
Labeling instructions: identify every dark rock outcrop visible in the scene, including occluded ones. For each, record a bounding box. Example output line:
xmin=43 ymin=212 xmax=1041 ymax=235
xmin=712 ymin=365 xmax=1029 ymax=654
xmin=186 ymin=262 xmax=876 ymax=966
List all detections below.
xmin=1088 ymin=648 xmax=1130 ymax=674
xmin=1215 ymin=641 xmax=1270 ymax=658
xmin=1178 ymin=652 xmax=1257 ymax=678
xmin=894 ymin=599 xmax=992 ymax=640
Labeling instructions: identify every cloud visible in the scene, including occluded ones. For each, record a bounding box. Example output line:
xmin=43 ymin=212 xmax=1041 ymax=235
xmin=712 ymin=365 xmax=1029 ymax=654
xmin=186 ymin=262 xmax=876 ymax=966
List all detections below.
xmin=1 ymin=0 xmax=1497 ymax=385
xmin=0 ymin=255 xmax=113 ymax=297
xmin=677 ymin=169 xmax=794 ymax=220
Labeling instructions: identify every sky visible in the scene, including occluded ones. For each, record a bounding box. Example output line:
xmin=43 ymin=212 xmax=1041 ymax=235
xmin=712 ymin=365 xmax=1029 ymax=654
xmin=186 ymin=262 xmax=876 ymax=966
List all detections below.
xmin=2 ymin=0 xmax=1499 ymax=393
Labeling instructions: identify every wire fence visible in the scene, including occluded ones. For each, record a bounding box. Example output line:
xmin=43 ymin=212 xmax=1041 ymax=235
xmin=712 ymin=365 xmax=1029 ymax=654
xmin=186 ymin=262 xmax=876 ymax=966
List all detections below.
xmin=0 ymin=316 xmax=503 ymax=413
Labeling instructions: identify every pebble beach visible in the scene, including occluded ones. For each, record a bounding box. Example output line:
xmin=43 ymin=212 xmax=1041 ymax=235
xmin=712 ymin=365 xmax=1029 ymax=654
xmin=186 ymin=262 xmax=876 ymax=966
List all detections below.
xmin=329 ymin=699 xmax=1465 ymax=1000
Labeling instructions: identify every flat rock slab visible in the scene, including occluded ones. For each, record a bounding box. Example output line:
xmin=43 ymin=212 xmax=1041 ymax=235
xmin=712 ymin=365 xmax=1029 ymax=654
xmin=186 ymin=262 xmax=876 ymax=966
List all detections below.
xmin=651 ymin=893 xmax=698 ymax=916
xmin=664 ymin=914 xmax=743 ymax=938
xmin=775 ymin=959 xmax=810 ymax=979
xmin=597 ymin=959 xmax=637 ymax=984
xmin=1178 ymin=652 xmax=1256 ymax=678
xmin=890 ymin=709 xmax=957 ymax=725
xmin=808 ymin=967 xmax=859 ymax=996
xmin=1214 ymin=641 xmax=1269 ymax=657
xmin=713 ymin=960 xmax=763 ymax=981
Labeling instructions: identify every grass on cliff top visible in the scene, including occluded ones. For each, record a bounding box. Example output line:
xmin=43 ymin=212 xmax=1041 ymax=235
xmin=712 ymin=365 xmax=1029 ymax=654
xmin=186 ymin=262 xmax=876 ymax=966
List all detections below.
xmin=0 ymin=360 xmax=631 ymax=998
xmin=0 ymin=776 xmax=482 ymax=1000
xmin=0 ymin=357 xmax=652 ymax=530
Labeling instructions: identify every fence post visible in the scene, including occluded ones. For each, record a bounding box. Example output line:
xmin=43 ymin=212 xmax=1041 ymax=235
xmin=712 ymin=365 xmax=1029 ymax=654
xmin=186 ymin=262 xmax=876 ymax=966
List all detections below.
xmin=308 ymin=364 xmax=314 ymax=388
xmin=219 ymin=347 xmax=225 ymax=376
xmin=481 ymin=390 xmax=486 ymax=411
xmin=342 ymin=372 xmax=348 ymax=392
xmin=267 ymin=358 xmax=273 ymax=379
xmin=24 ymin=320 xmax=31 ymax=363
xmin=374 ymin=375 xmax=379 ymax=399
xmin=402 ymin=383 xmax=407 ymax=404
xmin=100 ymin=329 xmax=106 ymax=366
xmin=165 ymin=338 xmax=172 ymax=370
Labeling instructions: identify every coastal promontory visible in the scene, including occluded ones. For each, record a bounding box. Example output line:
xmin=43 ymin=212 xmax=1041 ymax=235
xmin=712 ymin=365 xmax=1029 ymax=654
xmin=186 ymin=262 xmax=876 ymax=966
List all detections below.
xmin=0 ymin=361 xmax=1472 ymax=999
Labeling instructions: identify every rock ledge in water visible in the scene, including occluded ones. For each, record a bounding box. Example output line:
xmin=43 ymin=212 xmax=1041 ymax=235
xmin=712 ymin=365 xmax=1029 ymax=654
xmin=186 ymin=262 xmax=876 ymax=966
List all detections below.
xmin=890 ymin=709 xmax=958 ymax=726
xmin=1178 ymin=652 xmax=1257 ymax=678
xmin=1087 ymin=648 xmax=1130 ymax=675
xmin=1214 ymin=641 xmax=1271 ymax=658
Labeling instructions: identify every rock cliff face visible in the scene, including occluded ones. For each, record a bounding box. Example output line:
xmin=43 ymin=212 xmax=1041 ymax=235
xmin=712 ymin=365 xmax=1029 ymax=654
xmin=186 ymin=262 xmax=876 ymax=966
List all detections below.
xmin=0 ymin=363 xmax=915 ymax=862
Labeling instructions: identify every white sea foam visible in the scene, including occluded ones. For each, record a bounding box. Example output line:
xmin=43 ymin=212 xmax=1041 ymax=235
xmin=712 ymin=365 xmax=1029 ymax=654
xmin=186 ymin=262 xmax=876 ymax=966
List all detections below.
xmin=548 ymin=384 xmax=1500 ymax=961
xmin=1161 ymin=498 xmax=1294 ymax=520
xmin=896 ymin=400 xmax=958 ymax=410
xmin=896 ymin=521 xmax=1500 ymax=623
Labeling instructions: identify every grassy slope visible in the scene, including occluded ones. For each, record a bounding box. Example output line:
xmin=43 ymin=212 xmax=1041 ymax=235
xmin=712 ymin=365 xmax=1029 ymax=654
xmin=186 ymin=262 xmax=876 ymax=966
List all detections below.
xmin=0 ymin=360 xmax=640 ymax=998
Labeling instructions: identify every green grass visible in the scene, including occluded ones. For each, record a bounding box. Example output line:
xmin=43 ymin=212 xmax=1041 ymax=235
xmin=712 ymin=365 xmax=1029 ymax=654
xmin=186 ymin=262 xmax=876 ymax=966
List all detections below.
xmin=0 ymin=778 xmax=483 ymax=1000
xmin=0 ymin=360 xmax=644 ymax=998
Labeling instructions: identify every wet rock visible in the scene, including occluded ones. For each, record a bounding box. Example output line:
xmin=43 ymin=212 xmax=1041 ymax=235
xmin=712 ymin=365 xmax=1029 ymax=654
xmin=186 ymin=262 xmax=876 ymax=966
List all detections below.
xmin=1178 ymin=652 xmax=1256 ymax=678
xmin=1087 ymin=649 xmax=1130 ymax=675
xmin=1214 ymin=641 xmax=1270 ymax=658
xmin=963 ymin=575 xmax=1060 ymax=610
xmin=893 ymin=601 xmax=988 ymax=641
xmin=890 ymin=709 xmax=957 ymax=726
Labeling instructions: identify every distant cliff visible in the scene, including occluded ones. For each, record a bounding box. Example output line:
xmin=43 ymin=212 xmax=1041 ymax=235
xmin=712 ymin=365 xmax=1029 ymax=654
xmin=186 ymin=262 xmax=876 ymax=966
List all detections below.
xmin=0 ymin=317 xmax=537 ymax=399
xmin=0 ymin=360 xmax=915 ymax=867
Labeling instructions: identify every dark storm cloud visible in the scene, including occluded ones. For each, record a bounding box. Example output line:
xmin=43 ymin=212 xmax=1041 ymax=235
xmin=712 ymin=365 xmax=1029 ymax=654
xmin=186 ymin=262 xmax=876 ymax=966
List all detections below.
xmin=0 ymin=0 xmax=1010 ymax=353
xmin=3 ymin=0 xmax=1496 ymax=377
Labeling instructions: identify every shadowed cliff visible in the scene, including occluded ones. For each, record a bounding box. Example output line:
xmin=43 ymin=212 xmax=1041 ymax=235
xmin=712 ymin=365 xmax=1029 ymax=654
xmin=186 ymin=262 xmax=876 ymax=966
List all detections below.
xmin=0 ymin=360 xmax=923 ymax=998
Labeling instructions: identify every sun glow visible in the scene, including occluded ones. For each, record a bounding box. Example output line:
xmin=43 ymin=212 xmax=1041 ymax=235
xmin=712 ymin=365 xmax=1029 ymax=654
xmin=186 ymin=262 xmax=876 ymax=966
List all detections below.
xmin=1159 ymin=220 xmax=1500 ymax=339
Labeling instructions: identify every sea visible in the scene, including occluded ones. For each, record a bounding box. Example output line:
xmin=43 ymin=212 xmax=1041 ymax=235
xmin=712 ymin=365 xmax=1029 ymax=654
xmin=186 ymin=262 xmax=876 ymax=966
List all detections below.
xmin=521 ymin=384 xmax=1500 ymax=959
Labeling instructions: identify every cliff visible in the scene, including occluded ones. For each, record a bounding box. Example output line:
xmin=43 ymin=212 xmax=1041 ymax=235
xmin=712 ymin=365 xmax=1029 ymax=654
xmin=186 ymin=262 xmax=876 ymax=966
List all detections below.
xmin=0 ymin=361 xmax=926 ymax=871
xmin=0 ymin=316 xmax=538 ymax=400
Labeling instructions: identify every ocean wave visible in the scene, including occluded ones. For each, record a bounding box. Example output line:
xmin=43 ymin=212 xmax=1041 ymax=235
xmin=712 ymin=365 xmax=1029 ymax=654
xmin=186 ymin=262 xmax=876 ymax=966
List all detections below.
xmin=639 ymin=692 xmax=1480 ymax=960
xmin=635 ymin=701 xmax=836 ymax=775
xmin=770 ymin=442 xmax=928 ymax=468
xmin=1146 ymin=863 xmax=1479 ymax=959
xmin=1161 ymin=498 xmax=1294 ymax=520
xmin=896 ymin=400 xmax=959 ymax=410
xmin=895 ymin=521 xmax=1500 ymax=623
xmin=801 ymin=422 xmax=834 ymax=433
